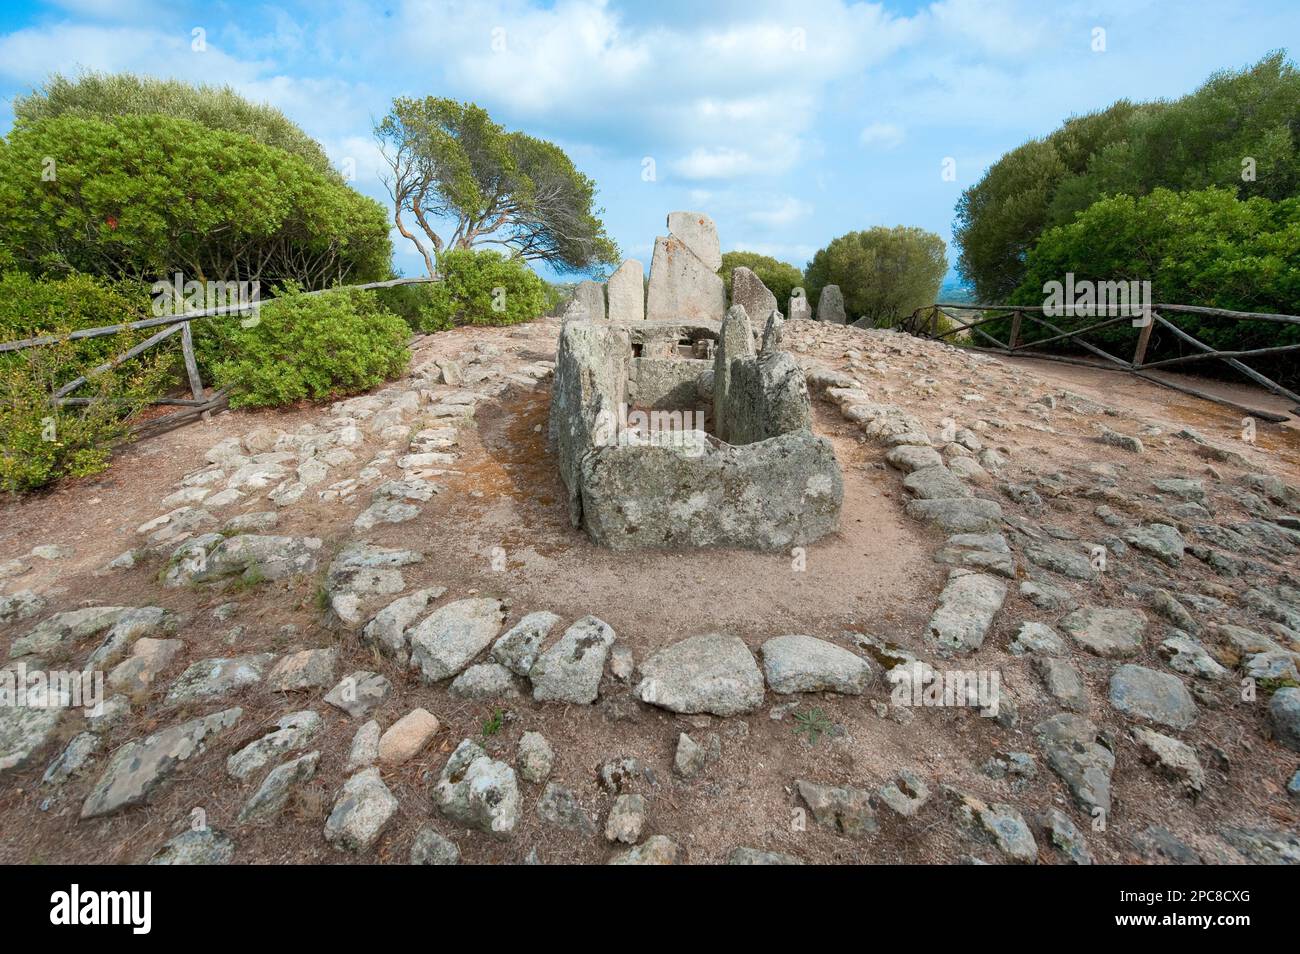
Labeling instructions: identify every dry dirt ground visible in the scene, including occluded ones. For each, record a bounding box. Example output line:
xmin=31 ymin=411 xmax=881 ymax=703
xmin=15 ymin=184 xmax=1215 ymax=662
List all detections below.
xmin=0 ymin=316 xmax=1297 ymax=865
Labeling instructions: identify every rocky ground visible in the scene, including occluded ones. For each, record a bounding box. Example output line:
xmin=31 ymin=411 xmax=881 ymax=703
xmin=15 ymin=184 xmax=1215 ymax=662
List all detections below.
xmin=1 ymin=316 xmax=1298 ymax=865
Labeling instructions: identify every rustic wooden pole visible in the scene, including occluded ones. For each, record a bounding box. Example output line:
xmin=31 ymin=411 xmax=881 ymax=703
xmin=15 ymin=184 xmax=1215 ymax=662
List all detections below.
xmin=180 ymin=321 xmax=205 ymax=401
xmin=1008 ymin=310 xmax=1023 ymax=349
xmin=1132 ymin=315 xmax=1155 ymax=367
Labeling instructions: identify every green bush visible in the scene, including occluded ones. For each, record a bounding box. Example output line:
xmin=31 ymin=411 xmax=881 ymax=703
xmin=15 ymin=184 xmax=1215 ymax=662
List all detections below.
xmin=14 ymin=71 xmax=339 ymax=178
xmin=1 ymin=340 xmax=170 ymax=494
xmin=418 ymin=249 xmax=548 ymax=332
xmin=804 ymin=227 xmax=948 ymax=327
xmin=720 ymin=251 xmax=804 ymax=309
xmin=212 ymin=286 xmax=411 ymax=408
xmin=1000 ymin=187 xmax=1300 ymax=386
xmin=0 ymin=271 xmax=180 ymax=493
xmin=0 ymin=113 xmax=391 ymax=288
xmin=956 ymin=53 xmax=1300 ymax=300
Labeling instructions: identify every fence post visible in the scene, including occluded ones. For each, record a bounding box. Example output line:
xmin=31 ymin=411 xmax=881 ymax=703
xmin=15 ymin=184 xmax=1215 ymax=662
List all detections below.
xmin=1132 ymin=314 xmax=1155 ymax=367
xmin=1008 ymin=310 xmax=1023 ymax=350
xmin=929 ymin=306 xmax=939 ymax=338
xmin=180 ymin=320 xmax=205 ymax=402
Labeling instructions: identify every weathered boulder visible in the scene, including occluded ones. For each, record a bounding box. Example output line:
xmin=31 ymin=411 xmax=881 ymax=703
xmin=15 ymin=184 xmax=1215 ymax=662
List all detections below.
xmin=81 ymin=708 xmax=243 ymax=818
xmin=1267 ymin=687 xmax=1300 ymax=751
xmin=10 ymin=606 xmax=130 ymax=659
xmin=408 ymin=598 xmax=506 ymax=683
xmin=492 ymin=611 xmax=561 ymax=676
xmin=0 ymin=683 xmax=68 ymax=774
xmin=324 ymin=670 xmax=392 ymax=719
xmin=816 ymin=285 xmax=846 ymax=324
xmin=361 ymin=587 xmax=445 ymax=666
xmin=410 ymin=825 xmax=460 ymax=865
xmin=165 ymin=653 xmax=273 ymax=705
xmin=637 ymin=634 xmax=764 ymax=716
xmin=530 ymin=616 xmax=616 ymax=704
xmin=239 ymin=751 xmax=320 ymax=824
xmin=760 ymin=635 xmax=872 ymax=694
xmin=432 ymin=739 xmax=520 ymax=838
xmin=226 ymin=710 xmax=321 ymax=780
xmin=796 ymin=780 xmax=877 ymax=837
xmin=324 ymin=768 xmax=398 ymax=852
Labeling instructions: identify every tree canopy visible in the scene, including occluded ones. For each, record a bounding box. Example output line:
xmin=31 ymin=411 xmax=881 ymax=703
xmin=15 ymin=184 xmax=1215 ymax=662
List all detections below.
xmin=13 ymin=71 xmax=339 ymax=178
xmin=0 ymin=113 xmax=392 ymax=288
xmin=375 ymin=96 xmax=618 ymax=276
xmin=804 ymin=227 xmax=948 ymax=327
xmin=954 ymin=52 xmax=1300 ymax=301
xmin=720 ymin=251 xmax=804 ymax=309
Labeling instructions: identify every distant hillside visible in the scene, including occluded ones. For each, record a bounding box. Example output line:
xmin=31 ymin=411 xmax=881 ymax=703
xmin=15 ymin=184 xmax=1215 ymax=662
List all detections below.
xmin=938 ymin=277 xmax=976 ymax=304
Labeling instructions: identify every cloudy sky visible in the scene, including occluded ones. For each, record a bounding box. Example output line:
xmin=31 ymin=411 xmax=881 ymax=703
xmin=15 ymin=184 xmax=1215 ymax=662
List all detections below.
xmin=0 ymin=0 xmax=1294 ymax=281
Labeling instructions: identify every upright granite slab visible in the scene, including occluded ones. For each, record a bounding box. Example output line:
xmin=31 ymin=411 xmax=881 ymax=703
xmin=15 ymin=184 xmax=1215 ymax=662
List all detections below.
xmin=731 ymin=266 xmax=778 ymax=328
xmin=646 ymin=236 xmax=725 ymax=323
xmin=816 ymin=285 xmax=847 ymax=324
xmin=606 ymin=259 xmax=644 ymax=322
xmin=666 ymin=211 xmax=722 ymax=272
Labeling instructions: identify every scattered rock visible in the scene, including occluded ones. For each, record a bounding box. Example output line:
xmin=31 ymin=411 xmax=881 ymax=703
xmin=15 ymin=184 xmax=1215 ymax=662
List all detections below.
xmin=1109 ymin=664 xmax=1197 ymax=730
xmin=324 ymin=768 xmax=399 ymax=852
xmin=759 ymin=634 xmax=872 ymax=694
xmin=432 ymin=739 xmax=520 ymax=838
xmin=636 ymin=633 xmax=765 ymax=716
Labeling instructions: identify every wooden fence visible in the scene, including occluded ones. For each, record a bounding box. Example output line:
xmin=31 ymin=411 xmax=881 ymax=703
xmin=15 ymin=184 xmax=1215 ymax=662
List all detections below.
xmin=0 ymin=276 xmax=438 ymax=438
xmin=902 ymin=302 xmax=1300 ymax=424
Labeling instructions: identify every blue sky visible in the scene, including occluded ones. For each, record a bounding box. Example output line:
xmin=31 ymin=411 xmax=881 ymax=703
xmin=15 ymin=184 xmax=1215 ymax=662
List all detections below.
xmin=0 ymin=0 xmax=1296 ymax=281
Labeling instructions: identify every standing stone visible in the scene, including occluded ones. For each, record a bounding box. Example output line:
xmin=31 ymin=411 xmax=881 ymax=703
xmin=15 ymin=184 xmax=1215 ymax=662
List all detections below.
xmin=712 ymin=304 xmax=755 ymax=443
xmin=666 ymin=211 xmax=722 ymax=272
xmin=606 ymin=259 xmax=645 ymax=322
xmin=731 ymin=267 xmax=777 ymax=328
xmin=645 ymin=235 xmax=726 ymax=323
xmin=816 ymin=285 xmax=846 ymax=324
xmin=788 ymin=291 xmax=812 ymax=322
xmin=573 ymin=280 xmax=606 ymax=321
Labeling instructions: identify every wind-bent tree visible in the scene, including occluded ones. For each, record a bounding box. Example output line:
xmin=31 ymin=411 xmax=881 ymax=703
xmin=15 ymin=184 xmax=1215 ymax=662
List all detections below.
xmin=375 ymin=97 xmax=618 ymax=276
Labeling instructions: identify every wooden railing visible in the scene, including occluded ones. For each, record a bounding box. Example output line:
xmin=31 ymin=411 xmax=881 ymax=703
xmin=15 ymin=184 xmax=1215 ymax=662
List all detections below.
xmin=0 ymin=276 xmax=438 ymax=437
xmin=903 ymin=302 xmax=1300 ymax=423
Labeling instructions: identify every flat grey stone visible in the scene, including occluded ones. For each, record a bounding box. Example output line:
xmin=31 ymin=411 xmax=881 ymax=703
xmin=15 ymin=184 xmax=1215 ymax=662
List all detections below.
xmin=81 ymin=708 xmax=243 ymax=818
xmin=927 ymin=570 xmax=1007 ymax=655
xmin=410 ymin=825 xmax=460 ymax=865
xmin=1060 ymin=607 xmax=1146 ymax=658
xmin=1109 ymin=664 xmax=1197 ymax=729
xmin=636 ymin=633 xmax=764 ymax=716
xmin=408 ymin=598 xmax=506 ymax=683
xmin=529 ymin=615 xmax=616 ymax=704
xmin=239 ymin=750 xmax=320 ymax=823
xmin=165 ymin=653 xmax=273 ymax=704
xmin=148 ymin=828 xmax=235 ymax=865
xmin=760 ymin=634 xmax=872 ymax=694
xmin=1035 ymin=713 xmax=1114 ymax=815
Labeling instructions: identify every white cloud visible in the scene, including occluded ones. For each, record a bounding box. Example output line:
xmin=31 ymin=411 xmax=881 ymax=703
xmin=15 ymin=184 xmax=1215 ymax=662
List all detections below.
xmin=859 ymin=121 xmax=905 ymax=149
xmin=747 ymin=196 xmax=813 ymax=228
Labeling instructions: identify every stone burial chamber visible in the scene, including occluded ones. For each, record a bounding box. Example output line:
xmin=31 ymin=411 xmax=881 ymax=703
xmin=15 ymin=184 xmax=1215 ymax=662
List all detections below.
xmin=549 ymin=211 xmax=843 ymax=551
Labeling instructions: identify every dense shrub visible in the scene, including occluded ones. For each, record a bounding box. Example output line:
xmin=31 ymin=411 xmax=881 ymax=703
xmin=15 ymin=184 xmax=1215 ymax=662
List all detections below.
xmin=14 ymin=72 xmax=339 ymax=177
xmin=418 ymin=249 xmax=548 ymax=332
xmin=720 ymin=251 xmax=804 ymax=309
xmin=211 ymin=286 xmax=410 ymax=408
xmin=0 ymin=272 xmax=173 ymax=493
xmin=955 ymin=53 xmax=1300 ymax=300
xmin=0 ymin=113 xmax=391 ymax=288
xmin=997 ymin=187 xmax=1300 ymax=386
xmin=803 ymin=227 xmax=948 ymax=327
